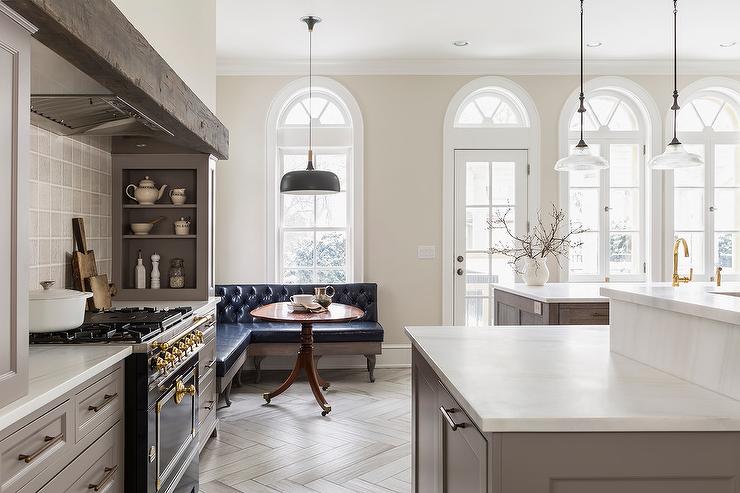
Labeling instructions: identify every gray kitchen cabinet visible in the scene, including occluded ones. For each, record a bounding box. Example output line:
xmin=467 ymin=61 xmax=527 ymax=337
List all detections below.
xmin=197 ymin=309 xmax=218 ymax=452
xmin=493 ymin=289 xmax=609 ymax=326
xmin=0 ymin=4 xmax=34 ymax=411
xmin=412 ymin=347 xmax=740 ymax=493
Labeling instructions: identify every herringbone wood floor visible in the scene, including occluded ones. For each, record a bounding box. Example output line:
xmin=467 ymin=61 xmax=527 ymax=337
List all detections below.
xmin=199 ymin=368 xmax=412 ymax=493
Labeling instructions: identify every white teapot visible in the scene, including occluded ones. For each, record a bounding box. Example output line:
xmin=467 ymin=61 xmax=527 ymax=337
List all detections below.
xmin=126 ymin=176 xmax=167 ymax=205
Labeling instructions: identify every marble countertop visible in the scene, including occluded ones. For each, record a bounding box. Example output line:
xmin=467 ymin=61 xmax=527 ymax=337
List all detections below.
xmin=405 ymin=325 xmax=740 ymax=432
xmin=601 ymin=283 xmax=740 ymax=325
xmin=0 ymin=345 xmax=131 ymax=432
xmin=492 ymin=282 xmax=610 ymax=303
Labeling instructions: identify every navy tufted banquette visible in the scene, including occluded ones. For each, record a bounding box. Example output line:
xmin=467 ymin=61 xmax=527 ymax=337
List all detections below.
xmin=214 ymin=283 xmax=383 ymax=406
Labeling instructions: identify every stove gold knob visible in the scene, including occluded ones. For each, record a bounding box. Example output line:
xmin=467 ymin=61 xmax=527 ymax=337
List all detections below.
xmin=154 ymin=342 xmax=169 ymax=352
xmin=155 ymin=357 xmax=167 ymax=371
xmin=178 ymin=342 xmax=188 ymax=353
xmin=194 ymin=330 xmax=203 ymax=339
xmin=163 ymin=352 xmax=176 ymax=365
xmin=171 ymin=348 xmax=182 ymax=359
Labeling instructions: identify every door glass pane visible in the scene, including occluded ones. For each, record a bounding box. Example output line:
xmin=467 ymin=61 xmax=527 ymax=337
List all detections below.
xmin=569 ymin=168 xmax=600 ymax=188
xmin=465 ymin=297 xmax=489 ymax=327
xmin=675 ymin=232 xmax=705 ymax=275
xmin=610 ymin=232 xmax=640 ymax=274
xmin=716 ymin=232 xmax=738 ymax=273
xmin=714 ymin=188 xmax=740 ymax=231
xmin=569 ymin=231 xmax=599 ymax=275
xmin=466 ymin=252 xmax=491 ymax=287
xmin=491 ymin=162 xmax=515 ymax=204
xmin=569 ymin=189 xmax=600 ymax=230
xmin=674 ymin=188 xmax=704 ymax=230
xmin=466 ymin=162 xmax=489 ymax=205
xmin=466 ymin=208 xmax=490 ymax=250
xmin=715 ymin=145 xmax=740 ymax=187
xmin=609 ymin=144 xmax=640 ymax=187
xmin=609 ymin=188 xmax=639 ymax=231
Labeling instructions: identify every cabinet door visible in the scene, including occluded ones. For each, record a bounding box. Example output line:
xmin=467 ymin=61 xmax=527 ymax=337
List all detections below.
xmin=412 ymin=351 xmax=439 ymax=493
xmin=438 ymin=386 xmax=487 ymax=493
xmin=0 ymin=5 xmax=33 ymax=409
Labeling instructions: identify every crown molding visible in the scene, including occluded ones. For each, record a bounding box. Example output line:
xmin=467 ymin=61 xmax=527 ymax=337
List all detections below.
xmin=218 ymin=57 xmax=740 ymax=76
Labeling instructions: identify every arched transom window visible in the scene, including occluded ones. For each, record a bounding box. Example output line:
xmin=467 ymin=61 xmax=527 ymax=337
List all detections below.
xmin=564 ymin=87 xmax=648 ymax=281
xmin=672 ymin=86 xmax=740 ymax=279
xmin=454 ymin=87 xmax=530 ymax=128
xmin=272 ymin=85 xmax=360 ymax=283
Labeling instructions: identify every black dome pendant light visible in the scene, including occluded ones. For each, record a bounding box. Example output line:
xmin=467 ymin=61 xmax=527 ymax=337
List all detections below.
xmin=280 ymin=16 xmax=341 ymax=195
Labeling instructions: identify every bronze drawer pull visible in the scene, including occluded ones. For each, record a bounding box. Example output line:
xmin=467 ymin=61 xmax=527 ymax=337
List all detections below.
xmin=591 ymin=312 xmax=607 ymax=317
xmin=88 ymin=464 xmax=118 ymax=491
xmin=204 ymin=400 xmax=215 ymax=411
xmin=440 ymin=407 xmax=466 ymax=431
xmin=18 ymin=433 xmax=64 ymax=463
xmin=204 ymin=360 xmax=215 ymax=369
xmin=88 ymin=393 xmax=118 ymax=412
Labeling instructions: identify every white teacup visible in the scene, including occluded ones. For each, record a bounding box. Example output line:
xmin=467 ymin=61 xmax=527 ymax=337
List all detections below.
xmin=290 ymin=294 xmax=314 ymax=305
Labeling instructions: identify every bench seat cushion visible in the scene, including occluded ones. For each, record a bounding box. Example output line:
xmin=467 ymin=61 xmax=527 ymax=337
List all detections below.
xmin=215 ymin=323 xmax=252 ymax=377
xmin=249 ymin=321 xmax=384 ymax=344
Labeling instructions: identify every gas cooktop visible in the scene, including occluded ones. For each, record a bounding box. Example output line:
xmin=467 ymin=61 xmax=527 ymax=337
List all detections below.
xmin=29 ymin=306 xmax=193 ymax=344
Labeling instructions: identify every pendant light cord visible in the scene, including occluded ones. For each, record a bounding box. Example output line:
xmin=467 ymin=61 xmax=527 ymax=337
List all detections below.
xmin=670 ymin=0 xmax=681 ymax=144
xmin=307 ymin=18 xmax=314 ymax=169
xmin=576 ymin=0 xmax=586 ymax=148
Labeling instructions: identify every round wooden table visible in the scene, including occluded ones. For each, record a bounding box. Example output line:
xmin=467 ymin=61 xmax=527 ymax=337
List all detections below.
xmin=250 ymin=302 xmax=364 ymax=415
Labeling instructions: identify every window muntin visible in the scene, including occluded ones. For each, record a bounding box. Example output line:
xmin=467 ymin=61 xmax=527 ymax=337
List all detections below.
xmin=275 ymin=88 xmax=354 ymax=283
xmin=674 ymin=88 xmax=740 ymax=277
xmin=454 ymin=88 xmax=529 ymax=128
xmin=565 ymin=89 xmax=647 ymax=281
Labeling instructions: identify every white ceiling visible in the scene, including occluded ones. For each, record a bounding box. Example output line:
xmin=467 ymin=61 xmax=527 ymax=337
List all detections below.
xmin=216 ymin=0 xmax=740 ymax=74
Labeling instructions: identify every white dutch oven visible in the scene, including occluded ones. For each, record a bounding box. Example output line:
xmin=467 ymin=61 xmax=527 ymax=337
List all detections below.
xmin=29 ymin=281 xmax=93 ymax=332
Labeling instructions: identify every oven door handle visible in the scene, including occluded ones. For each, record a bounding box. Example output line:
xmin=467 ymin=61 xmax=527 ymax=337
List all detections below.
xmin=174 ymin=379 xmax=197 ymax=405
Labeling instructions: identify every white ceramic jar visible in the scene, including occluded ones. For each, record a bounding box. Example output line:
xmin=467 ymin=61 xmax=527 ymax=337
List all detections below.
xmin=174 ymin=217 xmax=191 ymax=235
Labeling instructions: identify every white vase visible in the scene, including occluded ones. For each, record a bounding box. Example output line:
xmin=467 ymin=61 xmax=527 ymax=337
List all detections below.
xmin=522 ymin=257 xmax=549 ymax=286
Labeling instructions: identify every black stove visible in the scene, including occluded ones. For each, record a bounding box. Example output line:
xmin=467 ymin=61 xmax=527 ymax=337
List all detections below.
xmin=29 ymin=306 xmax=193 ymax=344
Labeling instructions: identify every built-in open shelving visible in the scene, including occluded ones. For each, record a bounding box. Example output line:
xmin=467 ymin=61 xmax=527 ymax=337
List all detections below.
xmin=123 ymin=203 xmax=198 ymax=209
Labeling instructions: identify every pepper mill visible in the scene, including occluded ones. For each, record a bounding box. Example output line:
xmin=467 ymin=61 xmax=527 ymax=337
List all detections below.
xmin=151 ymin=253 xmax=161 ymax=289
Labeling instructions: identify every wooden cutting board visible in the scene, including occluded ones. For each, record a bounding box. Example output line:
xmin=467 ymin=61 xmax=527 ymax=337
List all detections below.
xmin=86 ymin=274 xmax=112 ymax=310
xmin=71 ymin=217 xmax=98 ymax=292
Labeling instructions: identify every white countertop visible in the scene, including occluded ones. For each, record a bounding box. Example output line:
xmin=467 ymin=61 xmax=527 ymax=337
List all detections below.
xmin=601 ymin=283 xmax=740 ymax=325
xmin=493 ymin=282 xmax=609 ymax=303
xmin=0 ymin=345 xmax=131 ymax=432
xmin=405 ymin=325 xmax=740 ymax=432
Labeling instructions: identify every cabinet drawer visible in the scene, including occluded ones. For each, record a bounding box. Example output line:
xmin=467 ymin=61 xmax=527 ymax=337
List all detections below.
xmin=0 ymin=401 xmax=73 ymax=492
xmin=198 ymin=337 xmax=216 ymax=383
xmin=199 ymin=375 xmax=216 ymax=427
xmin=37 ymin=422 xmax=122 ymax=493
xmin=75 ymin=368 xmax=123 ymax=443
xmin=558 ymin=303 xmax=609 ymax=325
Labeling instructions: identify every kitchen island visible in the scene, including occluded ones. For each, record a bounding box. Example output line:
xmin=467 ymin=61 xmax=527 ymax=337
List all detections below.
xmin=492 ymin=282 xmax=609 ymax=325
xmin=407 ymin=325 xmax=740 ymax=492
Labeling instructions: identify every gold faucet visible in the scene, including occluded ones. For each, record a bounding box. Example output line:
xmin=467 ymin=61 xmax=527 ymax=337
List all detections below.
xmin=716 ymin=266 xmax=723 ymax=287
xmin=672 ymin=238 xmax=693 ymax=287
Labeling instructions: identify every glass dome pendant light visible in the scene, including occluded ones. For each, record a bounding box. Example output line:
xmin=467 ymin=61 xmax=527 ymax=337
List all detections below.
xmin=649 ymin=0 xmax=703 ymax=170
xmin=279 ymin=16 xmax=341 ymax=195
xmin=555 ymin=0 xmax=609 ymax=172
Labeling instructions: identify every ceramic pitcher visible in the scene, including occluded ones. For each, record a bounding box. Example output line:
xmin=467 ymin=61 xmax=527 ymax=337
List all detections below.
xmin=314 ymin=285 xmax=335 ymax=307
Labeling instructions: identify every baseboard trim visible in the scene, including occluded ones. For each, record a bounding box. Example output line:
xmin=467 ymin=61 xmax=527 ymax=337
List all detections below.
xmin=242 ymin=343 xmax=412 ymax=371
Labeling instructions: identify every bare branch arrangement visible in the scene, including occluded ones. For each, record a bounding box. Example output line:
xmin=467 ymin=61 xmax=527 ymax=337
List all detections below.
xmin=487 ymin=205 xmax=588 ymax=274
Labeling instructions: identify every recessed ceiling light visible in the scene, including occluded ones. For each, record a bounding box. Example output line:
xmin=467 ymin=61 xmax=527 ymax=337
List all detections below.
xmin=586 ymin=42 xmax=602 ymax=48
xmin=452 ymin=40 xmax=469 ymax=47
xmin=720 ymin=41 xmax=737 ymax=48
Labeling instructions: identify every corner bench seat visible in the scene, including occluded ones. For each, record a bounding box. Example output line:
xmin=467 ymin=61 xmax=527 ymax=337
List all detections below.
xmin=214 ymin=283 xmax=382 ymax=406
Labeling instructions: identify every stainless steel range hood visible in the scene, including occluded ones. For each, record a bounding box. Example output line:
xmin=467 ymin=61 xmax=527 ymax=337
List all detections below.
xmin=30 ymin=40 xmax=172 ymax=137
xmin=30 ymin=94 xmax=173 ymax=137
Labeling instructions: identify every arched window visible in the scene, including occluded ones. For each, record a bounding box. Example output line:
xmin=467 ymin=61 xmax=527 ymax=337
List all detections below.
xmin=670 ymin=79 xmax=740 ymax=279
xmin=443 ymin=76 xmax=541 ymax=326
xmin=266 ymin=77 xmax=364 ymax=283
xmin=454 ymin=87 xmax=530 ymax=128
xmin=559 ymin=78 xmax=660 ymax=282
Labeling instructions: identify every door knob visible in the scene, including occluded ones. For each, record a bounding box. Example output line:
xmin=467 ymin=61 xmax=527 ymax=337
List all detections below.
xmin=456 ymin=255 xmax=464 ymax=262
xmin=456 ymin=268 xmax=464 ymax=276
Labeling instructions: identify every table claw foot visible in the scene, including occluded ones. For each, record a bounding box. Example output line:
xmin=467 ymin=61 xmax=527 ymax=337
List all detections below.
xmin=263 ymin=393 xmax=271 ymax=404
xmin=321 ymin=405 xmax=332 ymax=416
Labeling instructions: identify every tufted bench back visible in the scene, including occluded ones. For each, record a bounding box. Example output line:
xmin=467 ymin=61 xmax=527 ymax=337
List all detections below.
xmin=215 ymin=283 xmax=378 ymax=323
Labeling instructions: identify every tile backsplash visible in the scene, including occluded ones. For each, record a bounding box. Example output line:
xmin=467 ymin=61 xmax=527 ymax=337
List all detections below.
xmin=28 ymin=125 xmax=112 ymax=290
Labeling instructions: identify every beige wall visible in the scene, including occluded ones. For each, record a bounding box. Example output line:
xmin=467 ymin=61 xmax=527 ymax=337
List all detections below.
xmin=215 ymin=73 xmax=736 ymax=344
xmin=112 ymin=0 xmax=217 ymax=112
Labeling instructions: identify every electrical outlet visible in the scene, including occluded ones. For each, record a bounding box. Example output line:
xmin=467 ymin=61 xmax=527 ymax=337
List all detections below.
xmin=417 ymin=246 xmax=436 ymax=259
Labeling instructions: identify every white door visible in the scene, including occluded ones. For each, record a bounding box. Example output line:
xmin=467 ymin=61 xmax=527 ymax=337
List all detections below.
xmin=453 ymin=150 xmax=528 ymax=326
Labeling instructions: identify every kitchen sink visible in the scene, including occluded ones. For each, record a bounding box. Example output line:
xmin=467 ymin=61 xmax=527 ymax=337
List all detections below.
xmin=710 ymin=292 xmax=740 ymax=298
